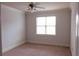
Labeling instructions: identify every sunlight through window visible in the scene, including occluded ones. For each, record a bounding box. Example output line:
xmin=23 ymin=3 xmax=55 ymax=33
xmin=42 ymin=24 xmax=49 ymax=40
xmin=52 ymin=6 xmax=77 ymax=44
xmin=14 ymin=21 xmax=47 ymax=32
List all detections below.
xmin=36 ymin=16 xmax=56 ymax=35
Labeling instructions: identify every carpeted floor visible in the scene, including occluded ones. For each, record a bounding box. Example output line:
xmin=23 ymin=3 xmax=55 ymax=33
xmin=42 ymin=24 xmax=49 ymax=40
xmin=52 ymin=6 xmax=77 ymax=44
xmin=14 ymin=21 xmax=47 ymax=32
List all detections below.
xmin=3 ymin=43 xmax=71 ymax=56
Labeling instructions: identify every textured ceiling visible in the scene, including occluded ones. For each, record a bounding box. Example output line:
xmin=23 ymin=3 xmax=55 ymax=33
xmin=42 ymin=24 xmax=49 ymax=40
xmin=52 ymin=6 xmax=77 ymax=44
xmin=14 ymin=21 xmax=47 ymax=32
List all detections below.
xmin=1 ymin=2 xmax=70 ymax=12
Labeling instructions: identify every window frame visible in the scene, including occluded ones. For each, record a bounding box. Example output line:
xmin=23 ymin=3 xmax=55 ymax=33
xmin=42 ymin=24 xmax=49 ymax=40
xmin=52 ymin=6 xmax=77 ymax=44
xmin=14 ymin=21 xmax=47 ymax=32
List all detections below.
xmin=36 ymin=16 xmax=56 ymax=35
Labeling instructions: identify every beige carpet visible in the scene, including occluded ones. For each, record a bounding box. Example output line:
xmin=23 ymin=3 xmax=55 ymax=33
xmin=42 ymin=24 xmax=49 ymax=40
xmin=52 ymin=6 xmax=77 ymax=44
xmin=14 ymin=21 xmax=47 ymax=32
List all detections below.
xmin=3 ymin=43 xmax=71 ymax=56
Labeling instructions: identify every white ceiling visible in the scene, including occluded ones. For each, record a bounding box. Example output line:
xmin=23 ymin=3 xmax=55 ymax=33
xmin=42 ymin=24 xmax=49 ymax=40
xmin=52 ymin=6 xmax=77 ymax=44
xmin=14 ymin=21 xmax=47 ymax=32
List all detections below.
xmin=1 ymin=2 xmax=70 ymax=12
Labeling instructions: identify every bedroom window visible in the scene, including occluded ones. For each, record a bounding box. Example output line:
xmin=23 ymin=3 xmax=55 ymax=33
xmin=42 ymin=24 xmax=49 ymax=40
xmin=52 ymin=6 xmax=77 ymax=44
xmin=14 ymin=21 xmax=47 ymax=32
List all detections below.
xmin=36 ymin=16 xmax=56 ymax=35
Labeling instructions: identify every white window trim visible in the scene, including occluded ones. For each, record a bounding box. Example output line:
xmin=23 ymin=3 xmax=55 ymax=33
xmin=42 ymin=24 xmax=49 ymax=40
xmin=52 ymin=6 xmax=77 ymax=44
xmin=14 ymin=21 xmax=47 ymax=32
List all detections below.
xmin=36 ymin=16 xmax=56 ymax=35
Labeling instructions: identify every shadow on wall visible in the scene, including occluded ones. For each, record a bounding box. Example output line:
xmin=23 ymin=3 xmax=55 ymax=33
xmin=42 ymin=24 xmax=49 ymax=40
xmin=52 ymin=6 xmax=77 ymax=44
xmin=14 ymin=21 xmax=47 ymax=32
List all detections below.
xmin=0 ymin=3 xmax=2 ymax=56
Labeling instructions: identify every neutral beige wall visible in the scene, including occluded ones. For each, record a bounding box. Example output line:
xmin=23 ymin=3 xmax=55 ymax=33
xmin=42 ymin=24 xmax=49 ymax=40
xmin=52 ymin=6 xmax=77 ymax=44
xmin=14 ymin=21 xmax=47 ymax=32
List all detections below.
xmin=1 ymin=4 xmax=26 ymax=52
xmin=26 ymin=8 xmax=71 ymax=47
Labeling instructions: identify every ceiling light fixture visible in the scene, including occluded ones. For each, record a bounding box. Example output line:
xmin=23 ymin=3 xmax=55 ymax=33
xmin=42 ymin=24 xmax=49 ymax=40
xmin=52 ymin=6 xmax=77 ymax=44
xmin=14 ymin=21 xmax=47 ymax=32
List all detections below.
xmin=26 ymin=2 xmax=45 ymax=13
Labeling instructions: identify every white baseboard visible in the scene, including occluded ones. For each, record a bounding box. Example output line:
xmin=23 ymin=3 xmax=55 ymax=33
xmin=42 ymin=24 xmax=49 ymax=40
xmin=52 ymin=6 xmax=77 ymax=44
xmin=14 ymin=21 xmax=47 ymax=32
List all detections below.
xmin=28 ymin=40 xmax=69 ymax=47
xmin=2 ymin=40 xmax=26 ymax=53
